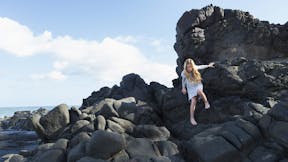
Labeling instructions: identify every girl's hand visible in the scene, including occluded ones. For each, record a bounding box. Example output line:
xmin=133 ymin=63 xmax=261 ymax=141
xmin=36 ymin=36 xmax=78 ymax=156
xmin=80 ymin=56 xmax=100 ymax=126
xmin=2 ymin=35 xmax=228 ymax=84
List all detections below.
xmin=208 ymin=62 xmax=215 ymax=68
xmin=182 ymin=87 xmax=187 ymax=94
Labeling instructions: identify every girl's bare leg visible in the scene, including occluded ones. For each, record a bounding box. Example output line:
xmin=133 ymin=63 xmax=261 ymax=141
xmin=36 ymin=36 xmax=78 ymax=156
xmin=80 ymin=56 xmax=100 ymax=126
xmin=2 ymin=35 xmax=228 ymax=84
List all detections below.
xmin=197 ymin=89 xmax=210 ymax=109
xmin=190 ymin=97 xmax=198 ymax=125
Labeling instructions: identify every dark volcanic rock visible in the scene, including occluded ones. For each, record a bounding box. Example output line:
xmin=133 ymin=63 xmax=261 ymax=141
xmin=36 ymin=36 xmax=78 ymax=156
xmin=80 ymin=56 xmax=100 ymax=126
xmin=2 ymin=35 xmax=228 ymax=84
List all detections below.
xmin=174 ymin=4 xmax=288 ymax=77
xmin=200 ymin=58 xmax=288 ymax=103
xmin=31 ymin=104 xmax=70 ymax=140
xmin=77 ymin=57 xmax=287 ymax=161
xmin=81 ymin=73 xmax=154 ymax=109
xmin=86 ymin=130 xmax=126 ymax=160
xmin=182 ymin=118 xmax=262 ymax=161
xmin=0 ymin=108 xmax=48 ymax=131
xmin=132 ymin=124 xmax=170 ymax=141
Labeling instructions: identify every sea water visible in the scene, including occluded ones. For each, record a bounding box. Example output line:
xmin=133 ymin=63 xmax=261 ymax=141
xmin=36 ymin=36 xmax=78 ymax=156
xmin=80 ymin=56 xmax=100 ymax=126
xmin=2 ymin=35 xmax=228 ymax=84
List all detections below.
xmin=0 ymin=106 xmax=54 ymax=119
xmin=0 ymin=105 xmax=80 ymax=118
xmin=0 ymin=105 xmax=80 ymax=158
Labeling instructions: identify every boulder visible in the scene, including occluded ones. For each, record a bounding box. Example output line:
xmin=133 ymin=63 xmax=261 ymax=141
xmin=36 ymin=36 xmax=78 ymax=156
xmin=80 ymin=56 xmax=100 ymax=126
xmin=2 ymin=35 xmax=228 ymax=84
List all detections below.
xmin=155 ymin=140 xmax=179 ymax=156
xmin=86 ymin=130 xmax=126 ymax=159
xmin=69 ymin=132 xmax=91 ymax=149
xmin=125 ymin=137 xmax=159 ymax=158
xmin=1 ymin=154 xmax=26 ymax=162
xmin=30 ymin=149 xmax=66 ymax=162
xmin=110 ymin=116 xmax=135 ymax=134
xmin=132 ymin=124 xmax=170 ymax=141
xmin=268 ymin=97 xmax=288 ymax=122
xmin=110 ymin=150 xmax=129 ymax=162
xmin=31 ymin=104 xmax=70 ymax=140
xmin=95 ymin=99 xmax=119 ymax=119
xmin=248 ymin=146 xmax=278 ymax=162
xmin=106 ymin=119 xmax=125 ymax=134
xmin=77 ymin=157 xmax=108 ymax=162
xmin=67 ymin=141 xmax=87 ymax=162
xmin=183 ymin=135 xmax=241 ymax=162
xmin=69 ymin=106 xmax=82 ymax=124
xmin=269 ymin=121 xmax=288 ymax=149
xmin=52 ymin=138 xmax=69 ymax=150
xmin=94 ymin=115 xmax=106 ymax=130
xmin=71 ymin=120 xmax=90 ymax=134
xmin=182 ymin=118 xmax=262 ymax=161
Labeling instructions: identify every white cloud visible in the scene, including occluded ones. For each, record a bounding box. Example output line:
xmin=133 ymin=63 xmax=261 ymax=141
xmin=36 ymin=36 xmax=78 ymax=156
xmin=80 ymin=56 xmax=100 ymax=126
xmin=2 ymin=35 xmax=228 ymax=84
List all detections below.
xmin=0 ymin=17 xmax=52 ymax=56
xmin=114 ymin=35 xmax=139 ymax=44
xmin=115 ymin=35 xmax=171 ymax=53
xmin=0 ymin=17 xmax=177 ymax=87
xmin=150 ymin=39 xmax=170 ymax=53
xmin=31 ymin=71 xmax=67 ymax=81
xmin=53 ymin=61 xmax=69 ymax=70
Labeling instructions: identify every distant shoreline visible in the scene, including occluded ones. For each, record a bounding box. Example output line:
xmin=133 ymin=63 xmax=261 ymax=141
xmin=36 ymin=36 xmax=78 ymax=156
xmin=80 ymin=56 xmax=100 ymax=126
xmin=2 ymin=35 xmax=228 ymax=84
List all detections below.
xmin=0 ymin=105 xmax=80 ymax=108
xmin=0 ymin=105 xmax=80 ymax=119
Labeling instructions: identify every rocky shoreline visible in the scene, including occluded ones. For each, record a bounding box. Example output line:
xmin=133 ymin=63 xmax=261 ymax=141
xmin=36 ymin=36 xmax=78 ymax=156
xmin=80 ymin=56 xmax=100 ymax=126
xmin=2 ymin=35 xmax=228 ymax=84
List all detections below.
xmin=1 ymin=4 xmax=288 ymax=162
xmin=0 ymin=130 xmax=40 ymax=158
xmin=0 ymin=108 xmax=48 ymax=131
xmin=0 ymin=108 xmax=48 ymax=159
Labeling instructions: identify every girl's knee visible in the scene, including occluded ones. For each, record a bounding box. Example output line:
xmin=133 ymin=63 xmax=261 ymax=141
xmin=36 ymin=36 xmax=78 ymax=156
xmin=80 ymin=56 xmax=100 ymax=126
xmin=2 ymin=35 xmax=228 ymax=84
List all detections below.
xmin=191 ymin=96 xmax=197 ymax=102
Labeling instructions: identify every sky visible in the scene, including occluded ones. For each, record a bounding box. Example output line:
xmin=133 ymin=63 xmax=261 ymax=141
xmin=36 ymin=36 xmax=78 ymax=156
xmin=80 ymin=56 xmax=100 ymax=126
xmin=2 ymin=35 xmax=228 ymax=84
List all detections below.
xmin=0 ymin=0 xmax=287 ymax=107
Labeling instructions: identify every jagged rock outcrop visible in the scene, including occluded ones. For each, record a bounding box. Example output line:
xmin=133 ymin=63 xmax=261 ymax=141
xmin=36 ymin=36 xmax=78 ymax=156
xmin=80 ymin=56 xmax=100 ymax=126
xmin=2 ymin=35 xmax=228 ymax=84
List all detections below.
xmin=80 ymin=74 xmax=154 ymax=109
xmin=174 ymin=4 xmax=288 ymax=77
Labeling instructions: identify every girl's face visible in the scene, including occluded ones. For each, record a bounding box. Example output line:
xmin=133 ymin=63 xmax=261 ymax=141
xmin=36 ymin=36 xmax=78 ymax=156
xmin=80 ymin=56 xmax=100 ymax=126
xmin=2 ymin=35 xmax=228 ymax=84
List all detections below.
xmin=186 ymin=63 xmax=193 ymax=72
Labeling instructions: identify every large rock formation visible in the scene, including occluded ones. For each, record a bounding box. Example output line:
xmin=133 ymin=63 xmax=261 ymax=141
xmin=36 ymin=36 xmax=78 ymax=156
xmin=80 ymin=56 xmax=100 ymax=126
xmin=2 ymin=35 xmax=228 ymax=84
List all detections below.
xmin=2 ymin=4 xmax=288 ymax=162
xmin=3 ymin=55 xmax=285 ymax=161
xmin=174 ymin=4 xmax=288 ymax=77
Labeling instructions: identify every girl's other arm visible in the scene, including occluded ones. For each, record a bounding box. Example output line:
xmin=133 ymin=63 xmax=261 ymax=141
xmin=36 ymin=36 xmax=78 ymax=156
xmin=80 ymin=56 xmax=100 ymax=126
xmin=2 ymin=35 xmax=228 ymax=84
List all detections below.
xmin=195 ymin=64 xmax=210 ymax=70
xmin=181 ymin=71 xmax=186 ymax=89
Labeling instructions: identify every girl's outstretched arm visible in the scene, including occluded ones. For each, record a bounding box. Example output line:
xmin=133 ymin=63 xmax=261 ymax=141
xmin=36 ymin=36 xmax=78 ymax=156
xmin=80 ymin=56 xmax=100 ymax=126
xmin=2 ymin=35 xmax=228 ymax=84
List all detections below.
xmin=196 ymin=62 xmax=215 ymax=70
xmin=195 ymin=64 xmax=210 ymax=70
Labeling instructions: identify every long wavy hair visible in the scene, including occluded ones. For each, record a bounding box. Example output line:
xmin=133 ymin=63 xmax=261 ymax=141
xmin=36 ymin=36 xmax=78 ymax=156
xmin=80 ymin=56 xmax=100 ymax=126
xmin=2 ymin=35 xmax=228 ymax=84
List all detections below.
xmin=183 ymin=58 xmax=202 ymax=83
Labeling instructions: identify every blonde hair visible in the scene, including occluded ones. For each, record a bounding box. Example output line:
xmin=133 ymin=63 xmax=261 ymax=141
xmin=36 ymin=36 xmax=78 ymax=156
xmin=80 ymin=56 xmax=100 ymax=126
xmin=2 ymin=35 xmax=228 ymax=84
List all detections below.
xmin=183 ymin=58 xmax=202 ymax=83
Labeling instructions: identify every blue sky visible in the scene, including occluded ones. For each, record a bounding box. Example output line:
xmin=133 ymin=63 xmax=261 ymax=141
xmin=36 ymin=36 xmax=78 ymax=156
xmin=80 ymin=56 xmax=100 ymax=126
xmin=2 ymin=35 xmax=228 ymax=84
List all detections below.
xmin=0 ymin=0 xmax=287 ymax=107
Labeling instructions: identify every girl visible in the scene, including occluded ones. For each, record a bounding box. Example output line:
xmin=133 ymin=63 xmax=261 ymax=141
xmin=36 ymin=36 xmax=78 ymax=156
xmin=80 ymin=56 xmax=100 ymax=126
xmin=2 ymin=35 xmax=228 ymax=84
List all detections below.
xmin=181 ymin=58 xmax=215 ymax=125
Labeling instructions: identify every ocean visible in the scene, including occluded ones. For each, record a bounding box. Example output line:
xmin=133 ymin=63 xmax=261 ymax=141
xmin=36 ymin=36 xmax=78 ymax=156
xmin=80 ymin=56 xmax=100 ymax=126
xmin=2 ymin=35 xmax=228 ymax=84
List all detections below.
xmin=0 ymin=105 xmax=80 ymax=118
xmin=0 ymin=105 xmax=79 ymax=158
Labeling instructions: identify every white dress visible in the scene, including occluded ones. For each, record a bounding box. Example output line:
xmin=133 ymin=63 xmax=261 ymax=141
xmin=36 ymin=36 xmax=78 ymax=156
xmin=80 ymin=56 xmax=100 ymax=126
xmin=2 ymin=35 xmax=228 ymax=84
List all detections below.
xmin=181 ymin=65 xmax=210 ymax=102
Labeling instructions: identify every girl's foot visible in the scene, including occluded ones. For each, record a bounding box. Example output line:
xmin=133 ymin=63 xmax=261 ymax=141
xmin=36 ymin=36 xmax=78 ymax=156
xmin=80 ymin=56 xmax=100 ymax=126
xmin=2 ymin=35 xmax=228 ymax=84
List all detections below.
xmin=190 ymin=118 xmax=198 ymax=125
xmin=204 ymin=101 xmax=210 ymax=109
